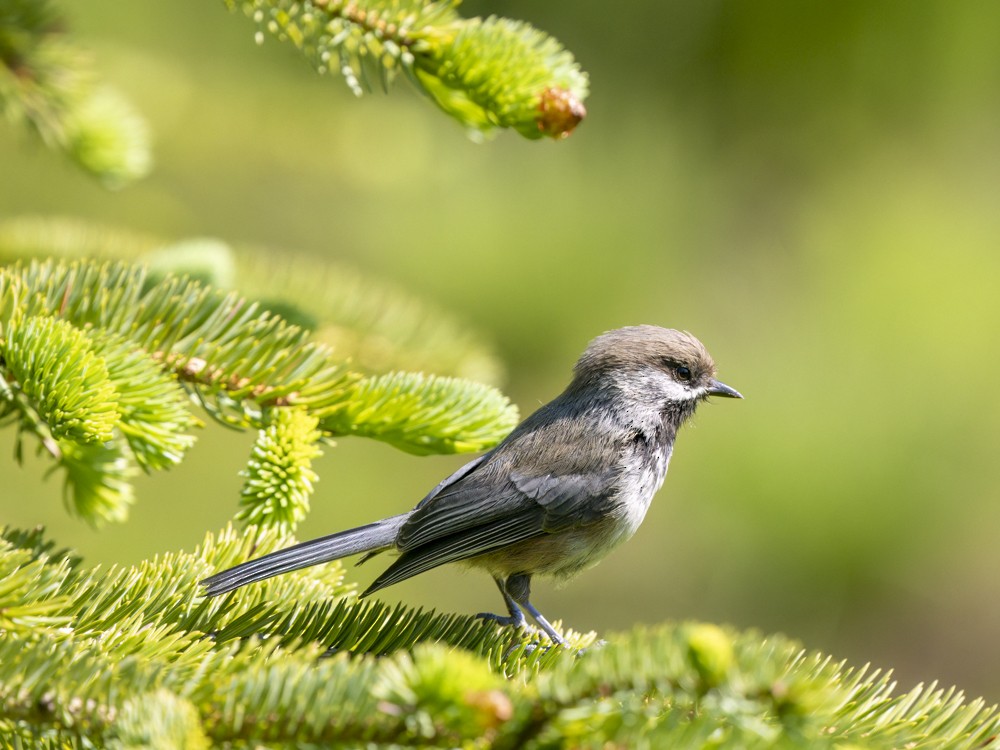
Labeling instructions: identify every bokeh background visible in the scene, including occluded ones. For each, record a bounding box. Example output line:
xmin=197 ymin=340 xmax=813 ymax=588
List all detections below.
xmin=3 ymin=0 xmax=999 ymax=699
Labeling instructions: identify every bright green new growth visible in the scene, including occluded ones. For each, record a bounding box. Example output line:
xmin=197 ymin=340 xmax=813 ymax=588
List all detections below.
xmin=0 ymin=254 xmax=517 ymax=526
xmin=56 ymin=439 xmax=137 ymax=524
xmin=96 ymin=332 xmax=198 ymax=472
xmin=0 ymin=281 xmax=195 ymax=523
xmin=228 ymin=0 xmax=589 ymax=139
xmin=325 ymin=370 xmax=521 ymax=454
xmin=0 ymin=216 xmax=506 ymax=384
xmin=1 ymin=524 xmax=998 ymax=748
xmin=412 ymin=15 xmax=589 ymax=140
xmin=110 ymin=691 xmax=210 ymax=750
xmin=1 ymin=0 xmax=586 ymax=189
xmin=239 ymin=407 xmax=323 ymax=532
xmin=1 ymin=246 xmax=999 ymax=747
xmin=2 ymin=315 xmax=119 ymax=444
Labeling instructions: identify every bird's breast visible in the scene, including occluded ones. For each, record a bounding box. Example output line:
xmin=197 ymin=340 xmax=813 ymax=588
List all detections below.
xmin=468 ymin=442 xmax=673 ymax=582
xmin=614 ymin=442 xmax=671 ymax=538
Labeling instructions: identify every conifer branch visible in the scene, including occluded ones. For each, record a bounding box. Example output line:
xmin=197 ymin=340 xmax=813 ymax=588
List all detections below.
xmin=0 ymin=255 xmax=517 ymax=524
xmin=0 ymin=0 xmax=151 ymax=187
xmin=226 ymin=0 xmax=589 ymax=139
xmin=320 ymin=370 xmax=520 ymax=454
xmin=3 ymin=315 xmax=119 ymax=445
xmin=234 ymin=245 xmax=505 ymax=384
xmin=55 ymin=439 xmax=137 ymax=524
xmin=0 ymin=216 xmax=505 ymax=383
xmin=2 ymin=523 xmax=999 ymax=747
xmin=238 ymin=407 xmax=322 ymax=532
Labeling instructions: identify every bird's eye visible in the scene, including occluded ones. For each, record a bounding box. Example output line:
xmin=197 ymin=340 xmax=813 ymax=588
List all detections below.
xmin=675 ymin=365 xmax=692 ymax=382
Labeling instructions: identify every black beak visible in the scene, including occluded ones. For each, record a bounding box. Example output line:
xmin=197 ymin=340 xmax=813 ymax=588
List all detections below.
xmin=706 ymin=379 xmax=743 ymax=399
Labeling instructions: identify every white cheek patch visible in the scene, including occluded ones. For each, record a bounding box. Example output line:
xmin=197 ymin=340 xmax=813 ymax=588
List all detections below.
xmin=660 ymin=379 xmax=698 ymax=402
xmin=614 ymin=369 xmax=701 ymax=404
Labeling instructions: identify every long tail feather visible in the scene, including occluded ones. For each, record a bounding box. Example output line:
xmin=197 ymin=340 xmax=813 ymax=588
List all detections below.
xmin=201 ymin=513 xmax=409 ymax=596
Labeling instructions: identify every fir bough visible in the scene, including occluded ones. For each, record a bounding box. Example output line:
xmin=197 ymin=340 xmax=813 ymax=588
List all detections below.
xmin=238 ymin=406 xmax=323 ymax=532
xmin=1 ymin=524 xmax=998 ymax=748
xmin=0 ymin=0 xmax=151 ymax=186
xmin=0 ymin=216 xmax=505 ymax=384
xmin=227 ymin=0 xmax=589 ymax=139
xmin=1 ymin=230 xmax=996 ymax=747
xmin=1 ymin=0 xmax=588 ymax=192
xmin=2 ymin=314 xmax=120 ymax=445
xmin=0 ymin=255 xmax=517 ymax=525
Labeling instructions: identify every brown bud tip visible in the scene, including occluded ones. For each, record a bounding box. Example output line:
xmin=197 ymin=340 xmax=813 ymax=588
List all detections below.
xmin=536 ymin=87 xmax=587 ymax=139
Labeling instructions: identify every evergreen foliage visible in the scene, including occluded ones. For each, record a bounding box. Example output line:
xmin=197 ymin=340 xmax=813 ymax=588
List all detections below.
xmin=3 ymin=314 xmax=120 ymax=445
xmin=227 ymin=0 xmax=589 ymax=139
xmin=0 ymin=0 xmax=151 ymax=186
xmin=0 ymin=216 xmax=505 ymax=383
xmin=0 ymin=254 xmax=517 ymax=525
xmin=55 ymin=440 xmax=136 ymax=524
xmin=1 ymin=234 xmax=998 ymax=747
xmin=1 ymin=522 xmax=998 ymax=747
xmin=2 ymin=2 xmax=997 ymax=743
xmin=1 ymin=0 xmax=587 ymax=188
xmin=323 ymin=370 xmax=519 ymax=454
xmin=238 ymin=406 xmax=323 ymax=532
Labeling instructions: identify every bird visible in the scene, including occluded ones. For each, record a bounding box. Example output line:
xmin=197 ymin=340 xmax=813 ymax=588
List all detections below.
xmin=201 ymin=325 xmax=742 ymax=645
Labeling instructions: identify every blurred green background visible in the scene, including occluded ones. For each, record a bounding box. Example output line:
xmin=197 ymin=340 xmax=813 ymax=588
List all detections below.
xmin=3 ymin=0 xmax=1000 ymax=699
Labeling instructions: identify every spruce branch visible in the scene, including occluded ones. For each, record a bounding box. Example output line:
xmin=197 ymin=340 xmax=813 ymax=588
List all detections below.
xmin=238 ymin=406 xmax=323 ymax=533
xmin=0 ymin=0 xmax=151 ymax=187
xmin=0 ymin=216 xmax=505 ymax=383
xmin=0 ymin=525 xmax=80 ymax=569
xmin=2 ymin=520 xmax=999 ymax=748
xmin=225 ymin=0 xmax=589 ymax=139
xmin=95 ymin=332 xmax=198 ymax=472
xmin=409 ymin=14 xmax=589 ymax=140
xmin=54 ymin=439 xmax=137 ymax=524
xmin=110 ymin=691 xmax=210 ymax=750
xmin=234 ymin=244 xmax=505 ymax=384
xmin=0 ymin=257 xmax=516 ymax=524
xmin=3 ymin=256 xmax=517 ymax=449
xmin=0 ymin=545 xmax=72 ymax=631
xmin=320 ymin=370 xmax=519 ymax=454
xmin=3 ymin=315 xmax=120 ymax=445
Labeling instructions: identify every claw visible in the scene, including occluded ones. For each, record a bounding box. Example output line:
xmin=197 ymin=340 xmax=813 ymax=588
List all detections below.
xmin=476 ymin=609 xmax=527 ymax=629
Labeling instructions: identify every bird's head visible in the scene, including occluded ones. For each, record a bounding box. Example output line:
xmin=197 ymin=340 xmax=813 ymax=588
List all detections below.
xmin=571 ymin=325 xmax=742 ymax=415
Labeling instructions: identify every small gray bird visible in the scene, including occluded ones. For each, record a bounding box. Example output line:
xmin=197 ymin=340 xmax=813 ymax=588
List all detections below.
xmin=201 ymin=326 xmax=741 ymax=644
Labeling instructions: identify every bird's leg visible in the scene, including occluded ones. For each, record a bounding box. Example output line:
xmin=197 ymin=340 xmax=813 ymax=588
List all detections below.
xmin=475 ymin=576 xmax=527 ymax=629
xmin=503 ymin=573 xmax=566 ymax=646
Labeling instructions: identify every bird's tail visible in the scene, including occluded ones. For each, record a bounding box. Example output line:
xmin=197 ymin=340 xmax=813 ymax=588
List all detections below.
xmin=201 ymin=513 xmax=409 ymax=597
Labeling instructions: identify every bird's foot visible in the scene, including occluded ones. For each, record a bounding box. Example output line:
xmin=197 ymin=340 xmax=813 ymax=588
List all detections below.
xmin=503 ymin=636 xmax=569 ymax=660
xmin=475 ymin=610 xmax=527 ymax=630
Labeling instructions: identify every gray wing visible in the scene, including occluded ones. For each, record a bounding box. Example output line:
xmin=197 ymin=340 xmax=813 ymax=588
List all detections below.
xmin=362 ymin=408 xmax=623 ymax=595
xmin=355 ymin=452 xmax=491 ymax=566
xmin=414 ymin=452 xmax=491 ymax=508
